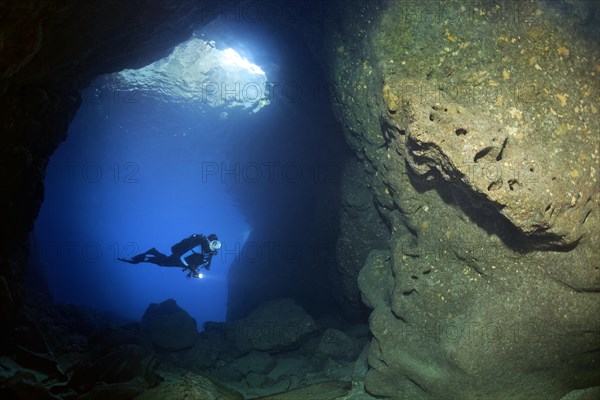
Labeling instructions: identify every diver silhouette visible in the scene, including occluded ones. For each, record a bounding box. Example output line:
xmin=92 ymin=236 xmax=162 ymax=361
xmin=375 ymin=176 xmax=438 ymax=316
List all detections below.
xmin=118 ymin=233 xmax=221 ymax=279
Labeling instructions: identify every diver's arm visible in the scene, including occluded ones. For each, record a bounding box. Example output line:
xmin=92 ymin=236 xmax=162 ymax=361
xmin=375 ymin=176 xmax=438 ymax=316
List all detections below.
xmin=180 ymin=244 xmax=204 ymax=268
xmin=203 ymin=254 xmax=213 ymax=270
xmin=179 ymin=250 xmax=193 ymax=267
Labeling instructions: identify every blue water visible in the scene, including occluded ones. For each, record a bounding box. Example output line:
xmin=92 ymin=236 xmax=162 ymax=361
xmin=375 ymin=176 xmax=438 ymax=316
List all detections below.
xmin=33 ymin=83 xmax=250 ymax=329
xmin=32 ymin=14 xmax=342 ymax=330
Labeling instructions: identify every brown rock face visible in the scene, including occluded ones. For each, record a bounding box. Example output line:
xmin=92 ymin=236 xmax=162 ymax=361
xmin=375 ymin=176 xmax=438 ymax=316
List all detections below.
xmin=305 ymin=0 xmax=600 ymax=399
xmin=388 ymin=78 xmax=596 ymax=248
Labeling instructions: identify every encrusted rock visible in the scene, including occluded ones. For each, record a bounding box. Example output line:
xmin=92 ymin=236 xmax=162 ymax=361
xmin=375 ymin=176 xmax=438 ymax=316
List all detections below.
xmin=386 ymin=78 xmax=597 ymax=247
xmin=311 ymin=1 xmax=600 ymax=399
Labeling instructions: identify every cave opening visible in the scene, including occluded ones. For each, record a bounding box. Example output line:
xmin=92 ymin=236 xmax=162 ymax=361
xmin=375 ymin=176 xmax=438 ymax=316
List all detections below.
xmin=30 ymin=13 xmax=349 ymax=332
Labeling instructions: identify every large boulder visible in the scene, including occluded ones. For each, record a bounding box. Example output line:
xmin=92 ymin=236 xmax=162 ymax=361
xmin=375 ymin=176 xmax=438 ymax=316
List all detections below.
xmin=68 ymin=344 xmax=158 ymax=393
xmin=181 ymin=333 xmax=224 ymax=372
xmin=142 ymin=299 xmax=197 ymax=351
xmin=313 ymin=329 xmax=362 ymax=363
xmin=308 ymin=1 xmax=600 ymax=399
xmin=231 ymin=351 xmax=276 ymax=377
xmin=228 ymin=298 xmax=318 ymax=354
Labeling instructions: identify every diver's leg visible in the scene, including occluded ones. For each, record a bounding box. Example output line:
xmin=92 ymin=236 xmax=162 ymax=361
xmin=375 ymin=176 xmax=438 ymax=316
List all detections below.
xmin=119 ymin=253 xmax=145 ymax=263
xmin=146 ymin=248 xmax=166 ymax=257
xmin=119 ymin=248 xmax=166 ymax=264
xmin=142 ymin=249 xmax=168 ymax=266
xmin=155 ymin=254 xmax=186 ymax=268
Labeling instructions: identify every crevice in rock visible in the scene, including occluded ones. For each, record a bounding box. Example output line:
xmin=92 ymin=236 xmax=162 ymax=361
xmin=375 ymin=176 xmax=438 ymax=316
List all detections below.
xmin=474 ymin=146 xmax=493 ymax=163
xmin=404 ymin=161 xmax=574 ymax=252
xmin=507 ymin=179 xmax=520 ymax=191
xmin=486 ymin=179 xmax=503 ymax=191
xmin=407 ymin=376 xmax=428 ymax=394
xmin=581 ymin=209 xmax=592 ymax=225
xmin=495 ymin=137 xmax=508 ymax=161
xmin=551 ymin=277 xmax=600 ymax=294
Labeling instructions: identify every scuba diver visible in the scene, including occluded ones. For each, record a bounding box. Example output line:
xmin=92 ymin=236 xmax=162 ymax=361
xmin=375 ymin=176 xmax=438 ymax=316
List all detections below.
xmin=118 ymin=233 xmax=221 ymax=279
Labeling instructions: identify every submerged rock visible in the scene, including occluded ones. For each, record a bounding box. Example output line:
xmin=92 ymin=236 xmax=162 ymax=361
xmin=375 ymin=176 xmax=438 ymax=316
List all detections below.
xmin=141 ymin=299 xmax=198 ymax=351
xmin=334 ymin=160 xmax=390 ymax=321
xmin=135 ymin=372 xmax=243 ymax=400
xmin=228 ymin=298 xmax=318 ymax=354
xmin=251 ymin=380 xmax=351 ymax=400
xmin=560 ymin=387 xmax=600 ymax=400
xmin=181 ymin=333 xmax=223 ymax=371
xmin=0 ymin=369 xmax=62 ymax=400
xmin=77 ymin=376 xmax=146 ymax=400
xmin=351 ymin=343 xmax=370 ymax=382
xmin=314 ymin=329 xmax=362 ymax=363
xmin=68 ymin=344 xmax=158 ymax=393
xmin=304 ymin=0 xmax=600 ymax=399
xmin=231 ymin=351 xmax=276 ymax=376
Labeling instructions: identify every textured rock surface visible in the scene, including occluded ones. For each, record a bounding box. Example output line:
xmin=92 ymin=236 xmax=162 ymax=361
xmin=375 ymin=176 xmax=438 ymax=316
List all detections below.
xmin=304 ymin=1 xmax=600 ymax=399
xmin=251 ymin=380 xmax=351 ymax=400
xmin=0 ymin=301 xmax=159 ymax=399
xmin=142 ymin=299 xmax=198 ymax=351
xmin=560 ymin=387 xmax=600 ymax=400
xmin=335 ymin=158 xmax=389 ymax=321
xmin=231 ymin=351 xmax=277 ymax=376
xmin=314 ymin=328 xmax=361 ymax=363
xmin=389 ymin=78 xmax=597 ymax=247
xmin=135 ymin=372 xmax=243 ymax=400
xmin=228 ymin=298 xmax=318 ymax=354
xmin=77 ymin=377 xmax=147 ymax=400
xmin=181 ymin=332 xmax=224 ymax=372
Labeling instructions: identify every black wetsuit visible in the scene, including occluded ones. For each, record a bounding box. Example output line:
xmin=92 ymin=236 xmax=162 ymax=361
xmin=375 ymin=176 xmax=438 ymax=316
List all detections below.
xmin=119 ymin=234 xmax=216 ymax=273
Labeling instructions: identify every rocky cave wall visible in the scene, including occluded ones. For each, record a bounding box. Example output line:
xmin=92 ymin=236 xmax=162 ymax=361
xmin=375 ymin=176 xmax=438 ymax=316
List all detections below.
xmin=300 ymin=0 xmax=600 ymax=399
xmin=0 ymin=0 xmax=228 ymax=337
